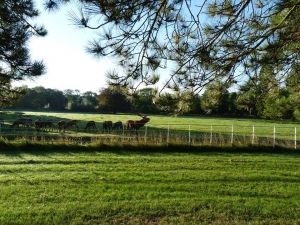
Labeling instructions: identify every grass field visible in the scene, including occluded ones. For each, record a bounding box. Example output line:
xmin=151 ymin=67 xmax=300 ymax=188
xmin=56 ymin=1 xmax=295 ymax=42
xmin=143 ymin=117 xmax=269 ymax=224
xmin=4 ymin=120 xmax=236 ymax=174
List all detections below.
xmin=1 ymin=110 xmax=300 ymax=148
xmin=0 ymin=111 xmax=300 ymax=224
xmin=0 ymin=146 xmax=299 ymax=225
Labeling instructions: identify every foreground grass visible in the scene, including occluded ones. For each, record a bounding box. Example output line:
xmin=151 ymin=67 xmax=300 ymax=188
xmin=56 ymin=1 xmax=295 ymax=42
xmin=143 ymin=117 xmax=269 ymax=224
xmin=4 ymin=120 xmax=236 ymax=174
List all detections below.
xmin=0 ymin=143 xmax=299 ymax=224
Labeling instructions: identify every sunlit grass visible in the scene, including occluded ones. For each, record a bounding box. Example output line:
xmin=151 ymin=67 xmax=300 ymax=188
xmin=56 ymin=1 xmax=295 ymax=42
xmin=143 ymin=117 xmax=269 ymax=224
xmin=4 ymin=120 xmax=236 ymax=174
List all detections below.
xmin=0 ymin=146 xmax=299 ymax=224
xmin=1 ymin=111 xmax=300 ymax=148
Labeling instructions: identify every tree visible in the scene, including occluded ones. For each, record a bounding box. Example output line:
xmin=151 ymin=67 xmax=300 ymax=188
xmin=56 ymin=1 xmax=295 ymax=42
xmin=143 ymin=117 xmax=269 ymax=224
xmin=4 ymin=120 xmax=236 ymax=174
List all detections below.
xmin=0 ymin=0 xmax=46 ymax=107
xmin=96 ymin=86 xmax=131 ymax=113
xmin=16 ymin=87 xmax=46 ymax=109
xmin=82 ymin=91 xmax=98 ymax=110
xmin=200 ymin=80 xmax=231 ymax=115
xmin=45 ymin=88 xmax=68 ymax=110
xmin=131 ymin=88 xmax=159 ymax=114
xmin=44 ymin=0 xmax=300 ymax=109
xmin=63 ymin=89 xmax=83 ymax=111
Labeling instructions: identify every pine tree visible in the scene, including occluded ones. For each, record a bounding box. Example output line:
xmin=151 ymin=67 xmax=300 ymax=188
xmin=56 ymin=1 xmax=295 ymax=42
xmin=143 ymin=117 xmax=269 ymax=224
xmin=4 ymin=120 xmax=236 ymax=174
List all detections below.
xmin=44 ymin=0 xmax=300 ymax=109
xmin=0 ymin=0 xmax=47 ymax=108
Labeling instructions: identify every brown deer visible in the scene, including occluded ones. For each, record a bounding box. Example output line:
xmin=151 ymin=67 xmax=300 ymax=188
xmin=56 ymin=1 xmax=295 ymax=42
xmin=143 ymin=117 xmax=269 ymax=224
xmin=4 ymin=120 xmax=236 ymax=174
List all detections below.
xmin=57 ymin=120 xmax=66 ymax=131
xmin=126 ymin=113 xmax=150 ymax=135
xmin=112 ymin=121 xmax=123 ymax=130
xmin=35 ymin=119 xmax=54 ymax=131
xmin=11 ymin=118 xmax=32 ymax=128
xmin=84 ymin=121 xmax=97 ymax=132
xmin=64 ymin=120 xmax=79 ymax=131
xmin=103 ymin=121 xmax=113 ymax=132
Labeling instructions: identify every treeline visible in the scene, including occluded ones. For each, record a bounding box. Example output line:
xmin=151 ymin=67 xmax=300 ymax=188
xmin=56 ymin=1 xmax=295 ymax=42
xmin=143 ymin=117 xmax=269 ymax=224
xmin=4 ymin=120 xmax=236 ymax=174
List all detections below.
xmin=8 ymin=81 xmax=300 ymax=120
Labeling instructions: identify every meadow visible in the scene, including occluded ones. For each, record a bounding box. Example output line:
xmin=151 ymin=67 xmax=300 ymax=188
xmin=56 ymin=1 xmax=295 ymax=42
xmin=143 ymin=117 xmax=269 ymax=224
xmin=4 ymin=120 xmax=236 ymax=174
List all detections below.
xmin=0 ymin=146 xmax=299 ymax=225
xmin=1 ymin=110 xmax=300 ymax=148
xmin=0 ymin=111 xmax=300 ymax=224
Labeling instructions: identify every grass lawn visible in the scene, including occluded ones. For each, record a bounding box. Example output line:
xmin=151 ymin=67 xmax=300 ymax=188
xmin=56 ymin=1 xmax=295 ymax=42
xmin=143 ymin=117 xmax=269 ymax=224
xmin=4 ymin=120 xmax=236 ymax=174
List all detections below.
xmin=0 ymin=146 xmax=299 ymax=224
xmin=1 ymin=111 xmax=300 ymax=147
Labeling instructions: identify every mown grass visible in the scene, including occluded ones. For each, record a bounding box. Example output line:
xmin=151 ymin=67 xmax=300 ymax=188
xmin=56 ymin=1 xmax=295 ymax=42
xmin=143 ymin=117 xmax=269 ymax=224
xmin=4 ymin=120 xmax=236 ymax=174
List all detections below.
xmin=0 ymin=142 xmax=299 ymax=225
xmin=1 ymin=111 xmax=300 ymax=148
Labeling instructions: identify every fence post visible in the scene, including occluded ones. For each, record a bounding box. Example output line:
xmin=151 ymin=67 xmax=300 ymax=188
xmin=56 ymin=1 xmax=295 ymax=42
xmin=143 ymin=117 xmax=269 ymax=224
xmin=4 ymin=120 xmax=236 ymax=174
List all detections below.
xmin=145 ymin=126 xmax=147 ymax=145
xmin=123 ymin=124 xmax=125 ymax=141
xmin=252 ymin=126 xmax=255 ymax=146
xmin=189 ymin=125 xmax=191 ymax=145
xmin=210 ymin=125 xmax=212 ymax=144
xmin=167 ymin=125 xmax=170 ymax=146
xmin=295 ymin=127 xmax=297 ymax=150
xmin=231 ymin=125 xmax=234 ymax=144
xmin=273 ymin=126 xmax=276 ymax=148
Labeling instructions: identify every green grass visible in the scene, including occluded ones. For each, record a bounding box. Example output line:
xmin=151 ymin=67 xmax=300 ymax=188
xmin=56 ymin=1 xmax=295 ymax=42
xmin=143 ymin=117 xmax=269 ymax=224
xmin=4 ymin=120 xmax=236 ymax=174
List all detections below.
xmin=0 ymin=144 xmax=299 ymax=224
xmin=1 ymin=110 xmax=300 ymax=148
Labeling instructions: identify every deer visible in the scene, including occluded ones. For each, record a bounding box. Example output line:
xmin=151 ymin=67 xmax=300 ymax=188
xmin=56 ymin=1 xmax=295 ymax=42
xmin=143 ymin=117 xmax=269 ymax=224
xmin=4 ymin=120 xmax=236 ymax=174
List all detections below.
xmin=112 ymin=121 xmax=123 ymax=130
xmin=103 ymin=121 xmax=113 ymax=132
xmin=35 ymin=119 xmax=54 ymax=131
xmin=57 ymin=120 xmax=66 ymax=131
xmin=64 ymin=120 xmax=79 ymax=131
xmin=84 ymin=121 xmax=97 ymax=132
xmin=126 ymin=113 xmax=150 ymax=135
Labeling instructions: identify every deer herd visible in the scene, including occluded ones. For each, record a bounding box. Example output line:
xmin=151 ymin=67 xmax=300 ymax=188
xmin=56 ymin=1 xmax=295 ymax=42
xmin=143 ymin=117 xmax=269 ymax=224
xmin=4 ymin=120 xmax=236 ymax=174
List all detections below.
xmin=0 ymin=113 xmax=150 ymax=135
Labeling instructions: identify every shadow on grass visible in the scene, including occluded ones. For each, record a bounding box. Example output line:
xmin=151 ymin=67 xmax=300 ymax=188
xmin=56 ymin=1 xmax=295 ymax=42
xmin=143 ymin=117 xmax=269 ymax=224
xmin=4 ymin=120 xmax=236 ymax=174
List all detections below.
xmin=0 ymin=138 xmax=299 ymax=157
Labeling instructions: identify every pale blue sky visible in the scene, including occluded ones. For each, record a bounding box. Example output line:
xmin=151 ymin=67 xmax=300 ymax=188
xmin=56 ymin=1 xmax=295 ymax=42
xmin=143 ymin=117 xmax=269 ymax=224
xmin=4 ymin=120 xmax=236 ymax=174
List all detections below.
xmin=15 ymin=0 xmax=117 ymax=93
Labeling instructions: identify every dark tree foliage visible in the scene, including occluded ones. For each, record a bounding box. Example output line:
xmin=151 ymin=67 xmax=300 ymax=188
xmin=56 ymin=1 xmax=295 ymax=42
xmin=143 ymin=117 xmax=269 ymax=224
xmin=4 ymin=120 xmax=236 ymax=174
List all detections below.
xmin=44 ymin=1 xmax=300 ymax=92
xmin=0 ymin=0 xmax=47 ymax=108
xmin=96 ymin=87 xmax=131 ymax=113
xmin=16 ymin=88 xmax=46 ymax=109
xmin=45 ymin=88 xmax=68 ymax=110
xmin=131 ymin=88 xmax=159 ymax=114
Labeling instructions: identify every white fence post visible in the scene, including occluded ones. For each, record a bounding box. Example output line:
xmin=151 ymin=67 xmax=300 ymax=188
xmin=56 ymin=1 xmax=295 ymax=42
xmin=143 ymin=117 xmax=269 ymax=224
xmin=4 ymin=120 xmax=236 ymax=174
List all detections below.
xmin=210 ymin=125 xmax=213 ymax=144
xmin=122 ymin=123 xmax=125 ymax=141
xmin=145 ymin=126 xmax=147 ymax=144
xmin=252 ymin=126 xmax=255 ymax=146
xmin=273 ymin=126 xmax=276 ymax=148
xmin=231 ymin=125 xmax=234 ymax=144
xmin=295 ymin=127 xmax=297 ymax=149
xmin=167 ymin=125 xmax=170 ymax=146
xmin=189 ymin=125 xmax=191 ymax=145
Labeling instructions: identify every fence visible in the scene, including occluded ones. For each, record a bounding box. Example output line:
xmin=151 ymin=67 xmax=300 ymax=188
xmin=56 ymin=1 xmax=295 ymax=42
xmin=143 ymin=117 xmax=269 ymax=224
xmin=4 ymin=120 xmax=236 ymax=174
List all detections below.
xmin=1 ymin=122 xmax=300 ymax=149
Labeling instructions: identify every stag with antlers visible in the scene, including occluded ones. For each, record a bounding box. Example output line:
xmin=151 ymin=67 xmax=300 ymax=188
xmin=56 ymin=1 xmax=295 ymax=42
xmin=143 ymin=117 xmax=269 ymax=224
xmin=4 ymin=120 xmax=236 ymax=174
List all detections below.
xmin=126 ymin=113 xmax=150 ymax=135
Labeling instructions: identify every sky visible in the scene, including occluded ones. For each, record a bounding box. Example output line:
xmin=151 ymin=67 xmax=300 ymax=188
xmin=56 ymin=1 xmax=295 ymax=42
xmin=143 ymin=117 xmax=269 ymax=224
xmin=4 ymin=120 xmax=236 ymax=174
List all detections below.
xmin=14 ymin=0 xmax=117 ymax=94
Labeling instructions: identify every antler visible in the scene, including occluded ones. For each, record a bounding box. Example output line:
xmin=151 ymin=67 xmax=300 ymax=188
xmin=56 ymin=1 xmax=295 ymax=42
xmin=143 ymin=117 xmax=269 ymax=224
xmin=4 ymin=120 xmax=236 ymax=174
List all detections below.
xmin=137 ymin=113 xmax=147 ymax=118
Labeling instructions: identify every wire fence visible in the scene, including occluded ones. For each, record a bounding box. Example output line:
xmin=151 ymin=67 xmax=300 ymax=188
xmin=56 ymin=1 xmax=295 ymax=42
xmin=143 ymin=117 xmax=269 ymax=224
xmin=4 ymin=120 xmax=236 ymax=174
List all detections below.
xmin=1 ymin=121 xmax=300 ymax=149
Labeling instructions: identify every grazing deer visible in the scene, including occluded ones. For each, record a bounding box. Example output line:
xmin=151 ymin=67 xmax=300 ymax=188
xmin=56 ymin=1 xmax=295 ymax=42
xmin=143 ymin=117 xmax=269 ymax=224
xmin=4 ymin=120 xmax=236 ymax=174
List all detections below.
xmin=11 ymin=118 xmax=32 ymax=128
xmin=126 ymin=113 xmax=150 ymax=135
xmin=103 ymin=121 xmax=113 ymax=132
xmin=84 ymin=121 xmax=97 ymax=132
xmin=35 ymin=119 xmax=54 ymax=131
xmin=112 ymin=121 xmax=123 ymax=130
xmin=57 ymin=120 xmax=66 ymax=131
xmin=64 ymin=120 xmax=79 ymax=131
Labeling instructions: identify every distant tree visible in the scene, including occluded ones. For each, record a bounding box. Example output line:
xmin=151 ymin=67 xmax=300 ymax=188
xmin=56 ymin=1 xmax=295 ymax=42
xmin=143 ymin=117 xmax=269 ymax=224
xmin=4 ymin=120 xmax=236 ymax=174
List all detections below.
xmin=16 ymin=88 xmax=46 ymax=109
xmin=235 ymin=90 xmax=256 ymax=116
xmin=0 ymin=0 xmax=46 ymax=108
xmin=63 ymin=89 xmax=83 ymax=111
xmin=132 ymin=88 xmax=159 ymax=114
xmin=153 ymin=92 xmax=177 ymax=114
xmin=96 ymin=87 xmax=131 ymax=113
xmin=200 ymin=80 xmax=231 ymax=115
xmin=45 ymin=89 xmax=68 ymax=110
xmin=82 ymin=91 xmax=98 ymax=111
xmin=263 ymin=88 xmax=294 ymax=120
